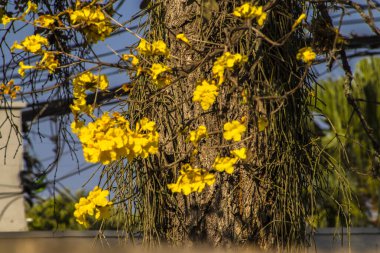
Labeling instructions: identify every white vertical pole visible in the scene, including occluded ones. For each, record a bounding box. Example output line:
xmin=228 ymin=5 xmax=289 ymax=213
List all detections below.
xmin=0 ymin=101 xmax=27 ymax=231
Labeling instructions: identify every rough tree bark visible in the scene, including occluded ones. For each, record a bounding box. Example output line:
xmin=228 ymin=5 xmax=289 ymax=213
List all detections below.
xmin=128 ymin=0 xmax=316 ymax=248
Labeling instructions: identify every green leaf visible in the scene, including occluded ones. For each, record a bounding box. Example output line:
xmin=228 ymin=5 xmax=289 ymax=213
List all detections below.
xmin=258 ymin=116 xmax=268 ymax=132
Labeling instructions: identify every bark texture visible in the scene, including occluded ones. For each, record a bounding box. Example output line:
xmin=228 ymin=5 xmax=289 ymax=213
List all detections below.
xmin=128 ymin=0 xmax=316 ymax=248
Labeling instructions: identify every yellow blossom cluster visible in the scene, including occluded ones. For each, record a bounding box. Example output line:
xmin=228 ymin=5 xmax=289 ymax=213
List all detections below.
xmin=10 ymin=33 xmax=60 ymax=77
xmin=168 ymin=164 xmax=215 ymax=195
xmin=212 ymin=52 xmax=247 ymax=85
xmin=213 ymin=147 xmax=247 ymax=174
xmin=188 ymin=125 xmax=208 ymax=146
xmin=69 ymin=4 xmax=113 ymax=43
xmin=37 ymin=52 xmax=59 ymax=73
xmin=149 ymin=63 xmax=172 ymax=87
xmin=192 ymin=80 xmax=219 ymax=111
xmin=74 ymin=186 xmax=113 ymax=227
xmin=0 ymin=80 xmax=21 ymax=99
xmin=11 ymin=34 xmax=49 ymax=53
xmin=137 ymin=39 xmax=169 ymax=57
xmin=71 ymin=113 xmax=159 ymax=165
xmin=70 ymin=72 xmax=109 ymax=117
xmin=34 ymin=15 xmax=56 ymax=28
xmin=135 ymin=39 xmax=172 ymax=87
xmin=223 ymin=120 xmax=247 ymax=142
xmin=18 ymin=51 xmax=59 ymax=77
xmin=296 ymin=47 xmax=316 ymax=64
xmin=233 ymin=3 xmax=267 ymax=26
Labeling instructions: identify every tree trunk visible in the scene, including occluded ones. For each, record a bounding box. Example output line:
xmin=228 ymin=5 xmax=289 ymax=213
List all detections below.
xmin=127 ymin=0 xmax=316 ymax=248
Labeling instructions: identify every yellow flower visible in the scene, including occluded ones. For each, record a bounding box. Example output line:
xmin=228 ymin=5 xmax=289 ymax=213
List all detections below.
xmin=231 ymin=147 xmax=247 ymax=160
xmin=168 ymin=164 xmax=215 ymax=195
xmin=192 ymin=80 xmax=219 ymax=111
xmin=1 ymin=15 xmax=18 ymax=26
xmin=122 ymin=54 xmax=139 ymax=66
xmin=136 ymin=117 xmax=156 ymax=132
xmin=73 ymin=197 xmax=95 ymax=227
xmin=223 ymin=120 xmax=246 ymax=142
xmin=37 ymin=52 xmax=59 ymax=73
xmin=149 ymin=63 xmax=171 ymax=81
xmin=73 ymin=186 xmax=113 ymax=226
xmin=188 ymin=125 xmax=207 ymax=145
xmin=70 ymin=95 xmax=93 ymax=117
xmin=25 ymin=1 xmax=38 ymax=14
xmin=233 ymin=3 xmax=267 ymax=26
xmin=0 ymin=80 xmax=20 ymax=99
xmin=233 ymin=3 xmax=255 ymax=18
xmin=137 ymin=39 xmax=169 ymax=57
xmin=70 ymin=5 xmax=113 ymax=43
xmin=213 ymin=156 xmax=238 ymax=174
xmin=152 ymin=40 xmax=169 ymax=56
xmin=296 ymin=47 xmax=316 ymax=64
xmin=292 ymin=13 xmax=306 ymax=30
xmin=256 ymin=10 xmax=267 ymax=26
xmin=73 ymin=72 xmax=109 ymax=91
xmin=71 ymin=120 xmax=85 ymax=135
xmin=34 ymin=15 xmax=56 ymax=28
xmin=136 ymin=39 xmax=151 ymax=55
xmin=87 ymin=186 xmax=111 ymax=207
xmin=11 ymin=34 xmax=49 ymax=53
xmin=73 ymin=113 xmax=159 ymax=164
xmin=18 ymin=61 xmax=36 ymax=77
xmin=176 ymin=33 xmax=190 ymax=45
xmin=212 ymin=52 xmax=247 ymax=85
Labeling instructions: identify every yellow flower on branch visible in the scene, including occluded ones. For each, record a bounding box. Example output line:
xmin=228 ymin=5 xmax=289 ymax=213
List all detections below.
xmin=192 ymin=80 xmax=219 ymax=111
xmin=70 ymin=72 xmax=108 ymax=117
xmin=73 ymin=72 xmax=109 ymax=91
xmin=223 ymin=120 xmax=246 ymax=142
xmin=122 ymin=54 xmax=139 ymax=66
xmin=212 ymin=52 xmax=247 ymax=85
xmin=168 ymin=164 xmax=215 ymax=195
xmin=296 ymin=47 xmax=316 ymax=64
xmin=1 ymin=15 xmax=18 ymax=26
xmin=176 ymin=33 xmax=190 ymax=45
xmin=233 ymin=3 xmax=267 ymax=26
xmin=37 ymin=52 xmax=59 ymax=73
xmin=18 ymin=61 xmax=36 ymax=77
xmin=25 ymin=1 xmax=38 ymax=14
xmin=213 ymin=156 xmax=238 ymax=174
xmin=149 ymin=63 xmax=171 ymax=81
xmin=72 ymin=113 xmax=159 ymax=165
xmin=231 ymin=147 xmax=247 ymax=160
xmin=137 ymin=39 xmax=169 ymax=57
xmin=292 ymin=13 xmax=306 ymax=30
xmin=2 ymin=1 xmax=38 ymax=26
xmin=11 ymin=34 xmax=49 ymax=53
xmin=34 ymin=15 xmax=56 ymax=28
xmin=188 ymin=125 xmax=208 ymax=146
xmin=70 ymin=5 xmax=113 ymax=43
xmin=74 ymin=186 xmax=113 ymax=227
xmin=0 ymin=80 xmax=21 ymax=99
xmin=73 ymin=197 xmax=94 ymax=227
